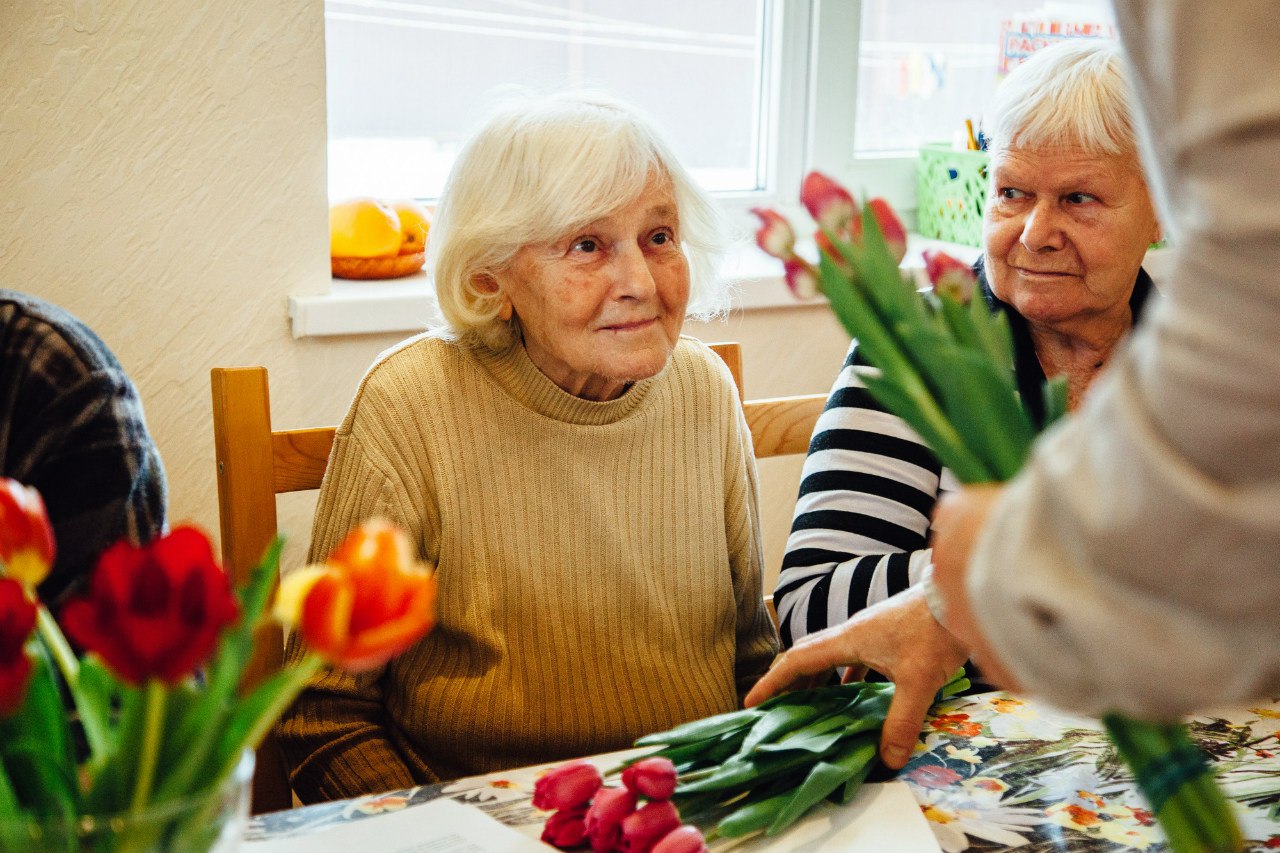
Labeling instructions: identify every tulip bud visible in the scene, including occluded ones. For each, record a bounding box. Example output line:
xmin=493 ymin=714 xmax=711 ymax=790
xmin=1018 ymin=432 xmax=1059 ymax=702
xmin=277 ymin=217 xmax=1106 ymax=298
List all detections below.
xmin=619 ymin=799 xmax=681 ymax=853
xmin=801 ymin=172 xmax=857 ymax=236
xmin=0 ymin=578 xmax=36 ymax=716
xmin=922 ymin=249 xmax=978 ymax=304
xmin=0 ymin=479 xmax=55 ymax=589
xmin=585 ymin=786 xmax=637 ymax=853
xmin=541 ymin=804 xmax=590 ymax=849
xmin=652 ymin=825 xmax=708 ymax=853
xmin=533 ymin=760 xmax=604 ymax=811
xmin=783 ymin=258 xmax=820 ymax=299
xmin=61 ymin=526 xmax=239 ymax=685
xmin=867 ymin=198 xmax=908 ymax=264
xmin=288 ymin=518 xmax=437 ymax=672
xmin=621 ymin=757 xmax=677 ymax=800
xmin=750 ymin=208 xmax=797 ymax=261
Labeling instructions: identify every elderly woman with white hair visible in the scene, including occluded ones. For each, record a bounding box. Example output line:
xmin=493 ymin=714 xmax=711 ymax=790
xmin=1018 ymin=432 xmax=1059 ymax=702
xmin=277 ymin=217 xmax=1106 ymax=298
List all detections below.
xmin=755 ymin=39 xmax=1162 ymax=766
xmin=278 ymin=92 xmax=779 ymax=802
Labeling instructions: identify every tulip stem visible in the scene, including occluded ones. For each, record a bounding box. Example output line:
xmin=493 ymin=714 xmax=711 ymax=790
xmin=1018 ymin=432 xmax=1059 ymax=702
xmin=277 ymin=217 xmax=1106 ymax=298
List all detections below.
xmin=35 ymin=604 xmax=79 ymax=686
xmin=130 ymin=680 xmax=167 ymax=815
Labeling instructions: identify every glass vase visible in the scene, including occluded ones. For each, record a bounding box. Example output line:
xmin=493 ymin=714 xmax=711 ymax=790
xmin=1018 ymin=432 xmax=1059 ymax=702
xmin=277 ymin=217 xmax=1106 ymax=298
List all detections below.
xmin=0 ymin=750 xmax=254 ymax=853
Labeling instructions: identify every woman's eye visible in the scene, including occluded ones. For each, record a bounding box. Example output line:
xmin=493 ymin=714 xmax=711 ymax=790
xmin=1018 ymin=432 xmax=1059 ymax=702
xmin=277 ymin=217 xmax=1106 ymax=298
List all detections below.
xmin=1065 ymin=192 xmax=1098 ymax=204
xmin=650 ymin=229 xmax=675 ymax=246
xmin=998 ymin=187 xmax=1026 ymax=200
xmin=571 ymin=238 xmax=599 ymax=253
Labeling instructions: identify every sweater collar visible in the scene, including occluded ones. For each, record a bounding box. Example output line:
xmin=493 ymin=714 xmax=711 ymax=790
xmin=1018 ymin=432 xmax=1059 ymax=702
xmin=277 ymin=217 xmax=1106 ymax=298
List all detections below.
xmin=470 ymin=338 xmax=661 ymax=426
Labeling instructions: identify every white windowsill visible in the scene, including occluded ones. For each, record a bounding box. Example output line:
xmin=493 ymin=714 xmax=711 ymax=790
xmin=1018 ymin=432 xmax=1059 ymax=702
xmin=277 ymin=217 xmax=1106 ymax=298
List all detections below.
xmin=286 ymin=235 xmax=986 ymax=339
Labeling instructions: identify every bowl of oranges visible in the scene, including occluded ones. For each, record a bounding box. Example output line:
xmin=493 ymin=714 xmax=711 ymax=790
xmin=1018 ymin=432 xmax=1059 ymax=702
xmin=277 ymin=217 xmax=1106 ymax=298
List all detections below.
xmin=330 ymin=198 xmax=432 ymax=280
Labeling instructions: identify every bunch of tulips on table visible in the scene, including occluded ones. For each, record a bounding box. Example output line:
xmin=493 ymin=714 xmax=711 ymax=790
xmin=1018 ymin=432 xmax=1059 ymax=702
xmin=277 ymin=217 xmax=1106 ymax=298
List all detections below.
xmin=749 ymin=172 xmax=1244 ymax=853
xmin=537 ymin=671 xmax=970 ymax=851
xmin=0 ymin=477 xmax=437 ymax=852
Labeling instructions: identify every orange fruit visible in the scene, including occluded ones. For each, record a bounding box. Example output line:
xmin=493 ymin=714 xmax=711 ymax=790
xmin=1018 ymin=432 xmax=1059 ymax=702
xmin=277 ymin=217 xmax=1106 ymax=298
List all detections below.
xmin=390 ymin=200 xmax=432 ymax=256
xmin=330 ymin=198 xmax=403 ymax=259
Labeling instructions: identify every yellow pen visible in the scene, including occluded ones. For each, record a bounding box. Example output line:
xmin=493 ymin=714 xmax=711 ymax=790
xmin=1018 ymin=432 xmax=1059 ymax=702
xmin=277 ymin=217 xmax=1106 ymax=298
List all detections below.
xmin=964 ymin=118 xmax=979 ymax=150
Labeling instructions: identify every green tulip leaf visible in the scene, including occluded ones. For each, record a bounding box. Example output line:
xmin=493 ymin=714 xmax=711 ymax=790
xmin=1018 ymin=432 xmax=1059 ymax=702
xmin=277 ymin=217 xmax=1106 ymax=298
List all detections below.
xmin=635 ymin=707 xmax=761 ymax=747
xmin=767 ymin=734 xmax=879 ymax=836
xmin=735 ymin=702 xmax=836 ymax=758
xmin=716 ymin=788 xmax=795 ymax=838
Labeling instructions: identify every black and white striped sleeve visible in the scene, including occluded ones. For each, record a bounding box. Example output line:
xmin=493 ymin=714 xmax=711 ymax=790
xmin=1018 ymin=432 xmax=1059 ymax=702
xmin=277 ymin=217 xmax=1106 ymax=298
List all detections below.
xmin=773 ymin=340 xmax=956 ymax=648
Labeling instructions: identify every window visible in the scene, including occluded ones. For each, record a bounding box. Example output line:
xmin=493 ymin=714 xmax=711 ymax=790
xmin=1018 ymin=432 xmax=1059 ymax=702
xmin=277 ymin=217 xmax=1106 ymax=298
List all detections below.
xmin=854 ymin=0 xmax=1115 ymax=154
xmin=325 ymin=0 xmax=1115 ymax=217
xmin=299 ymin=1 xmax=1122 ymax=338
xmin=325 ymin=1 xmax=771 ymax=202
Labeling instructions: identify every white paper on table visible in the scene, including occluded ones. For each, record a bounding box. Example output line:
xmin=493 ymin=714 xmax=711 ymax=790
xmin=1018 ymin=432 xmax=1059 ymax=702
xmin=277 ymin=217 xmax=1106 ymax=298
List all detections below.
xmin=718 ymin=782 xmax=941 ymax=853
xmin=240 ymin=797 xmax=548 ymax=853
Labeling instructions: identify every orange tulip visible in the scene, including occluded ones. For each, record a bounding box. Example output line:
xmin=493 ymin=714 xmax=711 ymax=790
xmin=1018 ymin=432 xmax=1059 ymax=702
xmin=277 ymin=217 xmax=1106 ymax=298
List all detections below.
xmin=0 ymin=478 xmax=55 ymax=589
xmin=276 ymin=519 xmax=436 ymax=672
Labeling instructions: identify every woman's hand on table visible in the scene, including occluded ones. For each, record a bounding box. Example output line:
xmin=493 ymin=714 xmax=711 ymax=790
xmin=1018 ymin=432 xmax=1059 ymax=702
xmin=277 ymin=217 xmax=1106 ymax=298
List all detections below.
xmin=744 ymin=585 xmax=970 ymax=769
xmin=931 ymin=486 xmax=1022 ymax=692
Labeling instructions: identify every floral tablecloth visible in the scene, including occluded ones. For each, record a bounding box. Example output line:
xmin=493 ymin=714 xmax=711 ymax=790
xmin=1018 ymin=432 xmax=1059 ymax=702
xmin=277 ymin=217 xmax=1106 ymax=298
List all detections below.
xmin=245 ymin=691 xmax=1280 ymax=851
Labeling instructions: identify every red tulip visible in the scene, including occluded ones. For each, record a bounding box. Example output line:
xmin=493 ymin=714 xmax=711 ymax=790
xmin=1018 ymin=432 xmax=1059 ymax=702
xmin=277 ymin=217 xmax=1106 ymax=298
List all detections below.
xmin=534 ymin=760 xmax=604 ymax=811
xmin=867 ymin=198 xmax=908 ymax=264
xmin=59 ymin=525 xmax=238 ymax=685
xmin=783 ymin=258 xmax=820 ymax=299
xmin=542 ymin=804 xmax=590 ymax=849
xmin=651 ymin=826 xmax=708 ymax=853
xmin=750 ymin=208 xmax=798 ymax=261
xmin=801 ymin=171 xmax=856 ymax=236
xmin=275 ymin=518 xmax=436 ymax=672
xmin=619 ymin=799 xmax=681 ymax=853
xmin=621 ymin=757 xmax=677 ymax=800
xmin=923 ymin=249 xmax=978 ymax=303
xmin=586 ymin=786 xmax=637 ymax=853
xmin=0 ymin=579 xmax=36 ymax=716
xmin=0 ymin=478 xmax=55 ymax=588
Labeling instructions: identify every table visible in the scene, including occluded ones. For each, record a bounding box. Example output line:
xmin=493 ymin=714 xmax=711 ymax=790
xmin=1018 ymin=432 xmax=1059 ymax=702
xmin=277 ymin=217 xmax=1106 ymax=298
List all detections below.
xmin=245 ymin=691 xmax=1280 ymax=851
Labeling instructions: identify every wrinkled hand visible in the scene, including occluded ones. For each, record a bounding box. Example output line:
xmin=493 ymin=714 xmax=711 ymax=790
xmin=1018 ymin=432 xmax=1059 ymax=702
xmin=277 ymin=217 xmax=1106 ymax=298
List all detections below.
xmin=744 ymin=586 xmax=969 ymax=769
xmin=931 ymin=486 xmax=1021 ymax=691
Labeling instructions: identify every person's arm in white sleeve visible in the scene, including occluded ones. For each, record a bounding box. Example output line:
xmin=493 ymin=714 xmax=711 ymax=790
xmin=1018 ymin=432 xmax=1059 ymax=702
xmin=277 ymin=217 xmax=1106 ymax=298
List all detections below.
xmin=954 ymin=0 xmax=1280 ymax=719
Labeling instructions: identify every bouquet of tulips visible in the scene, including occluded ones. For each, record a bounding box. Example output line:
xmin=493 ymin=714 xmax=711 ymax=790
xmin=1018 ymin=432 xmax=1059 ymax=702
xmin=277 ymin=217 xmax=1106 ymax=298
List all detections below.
xmin=0 ymin=478 xmax=436 ymax=852
xmin=750 ymin=172 xmax=1243 ymax=853
xmin=537 ymin=671 xmax=970 ymax=850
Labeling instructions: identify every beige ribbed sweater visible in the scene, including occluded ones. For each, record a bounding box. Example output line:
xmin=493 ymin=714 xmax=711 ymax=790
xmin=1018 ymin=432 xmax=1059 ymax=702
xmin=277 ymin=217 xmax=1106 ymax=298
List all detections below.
xmin=278 ymin=332 xmax=779 ymax=803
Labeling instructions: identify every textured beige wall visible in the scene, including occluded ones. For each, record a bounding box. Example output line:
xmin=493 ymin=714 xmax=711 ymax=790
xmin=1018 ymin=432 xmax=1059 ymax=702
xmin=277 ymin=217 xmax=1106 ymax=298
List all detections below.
xmin=0 ymin=0 xmax=850 ymax=590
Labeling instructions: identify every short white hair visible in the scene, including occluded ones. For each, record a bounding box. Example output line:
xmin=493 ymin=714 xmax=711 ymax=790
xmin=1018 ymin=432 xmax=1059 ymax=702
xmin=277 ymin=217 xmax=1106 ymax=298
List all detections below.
xmin=428 ymin=91 xmax=730 ymax=350
xmin=986 ymin=40 xmax=1137 ymax=157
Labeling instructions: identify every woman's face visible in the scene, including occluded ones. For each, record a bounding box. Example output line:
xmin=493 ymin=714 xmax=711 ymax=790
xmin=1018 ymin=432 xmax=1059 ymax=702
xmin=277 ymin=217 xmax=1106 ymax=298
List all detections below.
xmin=493 ymin=175 xmax=690 ymax=401
xmin=983 ymin=144 xmax=1160 ymax=332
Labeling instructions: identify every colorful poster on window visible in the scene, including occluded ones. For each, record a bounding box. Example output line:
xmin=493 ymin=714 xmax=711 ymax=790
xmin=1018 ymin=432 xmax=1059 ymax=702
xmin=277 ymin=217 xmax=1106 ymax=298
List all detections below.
xmin=998 ymin=19 xmax=1116 ymax=74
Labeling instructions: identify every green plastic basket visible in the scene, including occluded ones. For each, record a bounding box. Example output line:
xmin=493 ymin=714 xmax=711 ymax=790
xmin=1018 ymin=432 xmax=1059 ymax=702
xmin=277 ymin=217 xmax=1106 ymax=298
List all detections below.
xmin=917 ymin=142 xmax=991 ymax=247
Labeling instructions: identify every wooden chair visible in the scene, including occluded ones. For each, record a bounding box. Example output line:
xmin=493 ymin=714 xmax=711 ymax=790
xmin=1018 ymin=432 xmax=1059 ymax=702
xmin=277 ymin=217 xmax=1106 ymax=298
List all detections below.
xmin=210 ymin=342 xmax=826 ymax=813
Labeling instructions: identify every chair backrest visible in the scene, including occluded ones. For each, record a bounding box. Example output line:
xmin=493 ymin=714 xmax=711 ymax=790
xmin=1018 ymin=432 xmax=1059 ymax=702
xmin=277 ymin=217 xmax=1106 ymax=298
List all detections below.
xmin=209 ymin=341 xmax=826 ymax=812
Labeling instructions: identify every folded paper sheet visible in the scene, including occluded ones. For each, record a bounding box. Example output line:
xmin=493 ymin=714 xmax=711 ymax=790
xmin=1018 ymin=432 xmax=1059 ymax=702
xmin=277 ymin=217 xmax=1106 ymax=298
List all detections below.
xmin=242 ymin=797 xmax=548 ymax=853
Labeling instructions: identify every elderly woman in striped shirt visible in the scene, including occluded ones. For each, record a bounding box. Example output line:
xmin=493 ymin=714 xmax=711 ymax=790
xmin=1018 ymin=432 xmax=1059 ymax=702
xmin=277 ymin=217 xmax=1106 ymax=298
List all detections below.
xmin=771 ymin=41 xmax=1161 ymax=713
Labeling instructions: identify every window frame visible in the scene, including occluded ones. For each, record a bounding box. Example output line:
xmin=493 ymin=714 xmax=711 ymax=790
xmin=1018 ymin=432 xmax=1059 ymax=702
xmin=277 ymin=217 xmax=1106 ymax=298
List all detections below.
xmin=717 ymin=0 xmax=918 ymax=226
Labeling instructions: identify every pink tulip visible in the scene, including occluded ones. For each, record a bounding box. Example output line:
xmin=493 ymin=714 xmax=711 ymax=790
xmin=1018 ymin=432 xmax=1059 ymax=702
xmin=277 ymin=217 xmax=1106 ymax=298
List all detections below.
xmin=533 ymin=760 xmax=604 ymax=811
xmin=622 ymin=757 xmax=678 ymax=800
xmin=784 ymin=258 xmax=820 ymax=299
xmin=620 ymin=799 xmax=682 ymax=853
xmin=867 ymin=198 xmax=908 ymax=263
xmin=801 ymin=171 xmax=856 ymax=235
xmin=922 ymin=249 xmax=978 ymax=303
xmin=586 ymin=786 xmax=638 ymax=853
xmin=542 ymin=804 xmax=590 ymax=849
xmin=652 ymin=826 xmax=708 ymax=853
xmin=751 ymin=208 xmax=798 ymax=261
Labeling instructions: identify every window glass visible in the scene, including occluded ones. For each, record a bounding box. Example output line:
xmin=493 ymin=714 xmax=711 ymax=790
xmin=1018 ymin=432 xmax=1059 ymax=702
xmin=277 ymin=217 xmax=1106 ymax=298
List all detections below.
xmin=854 ymin=0 xmax=1114 ymax=154
xmin=325 ymin=0 xmax=766 ymax=201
